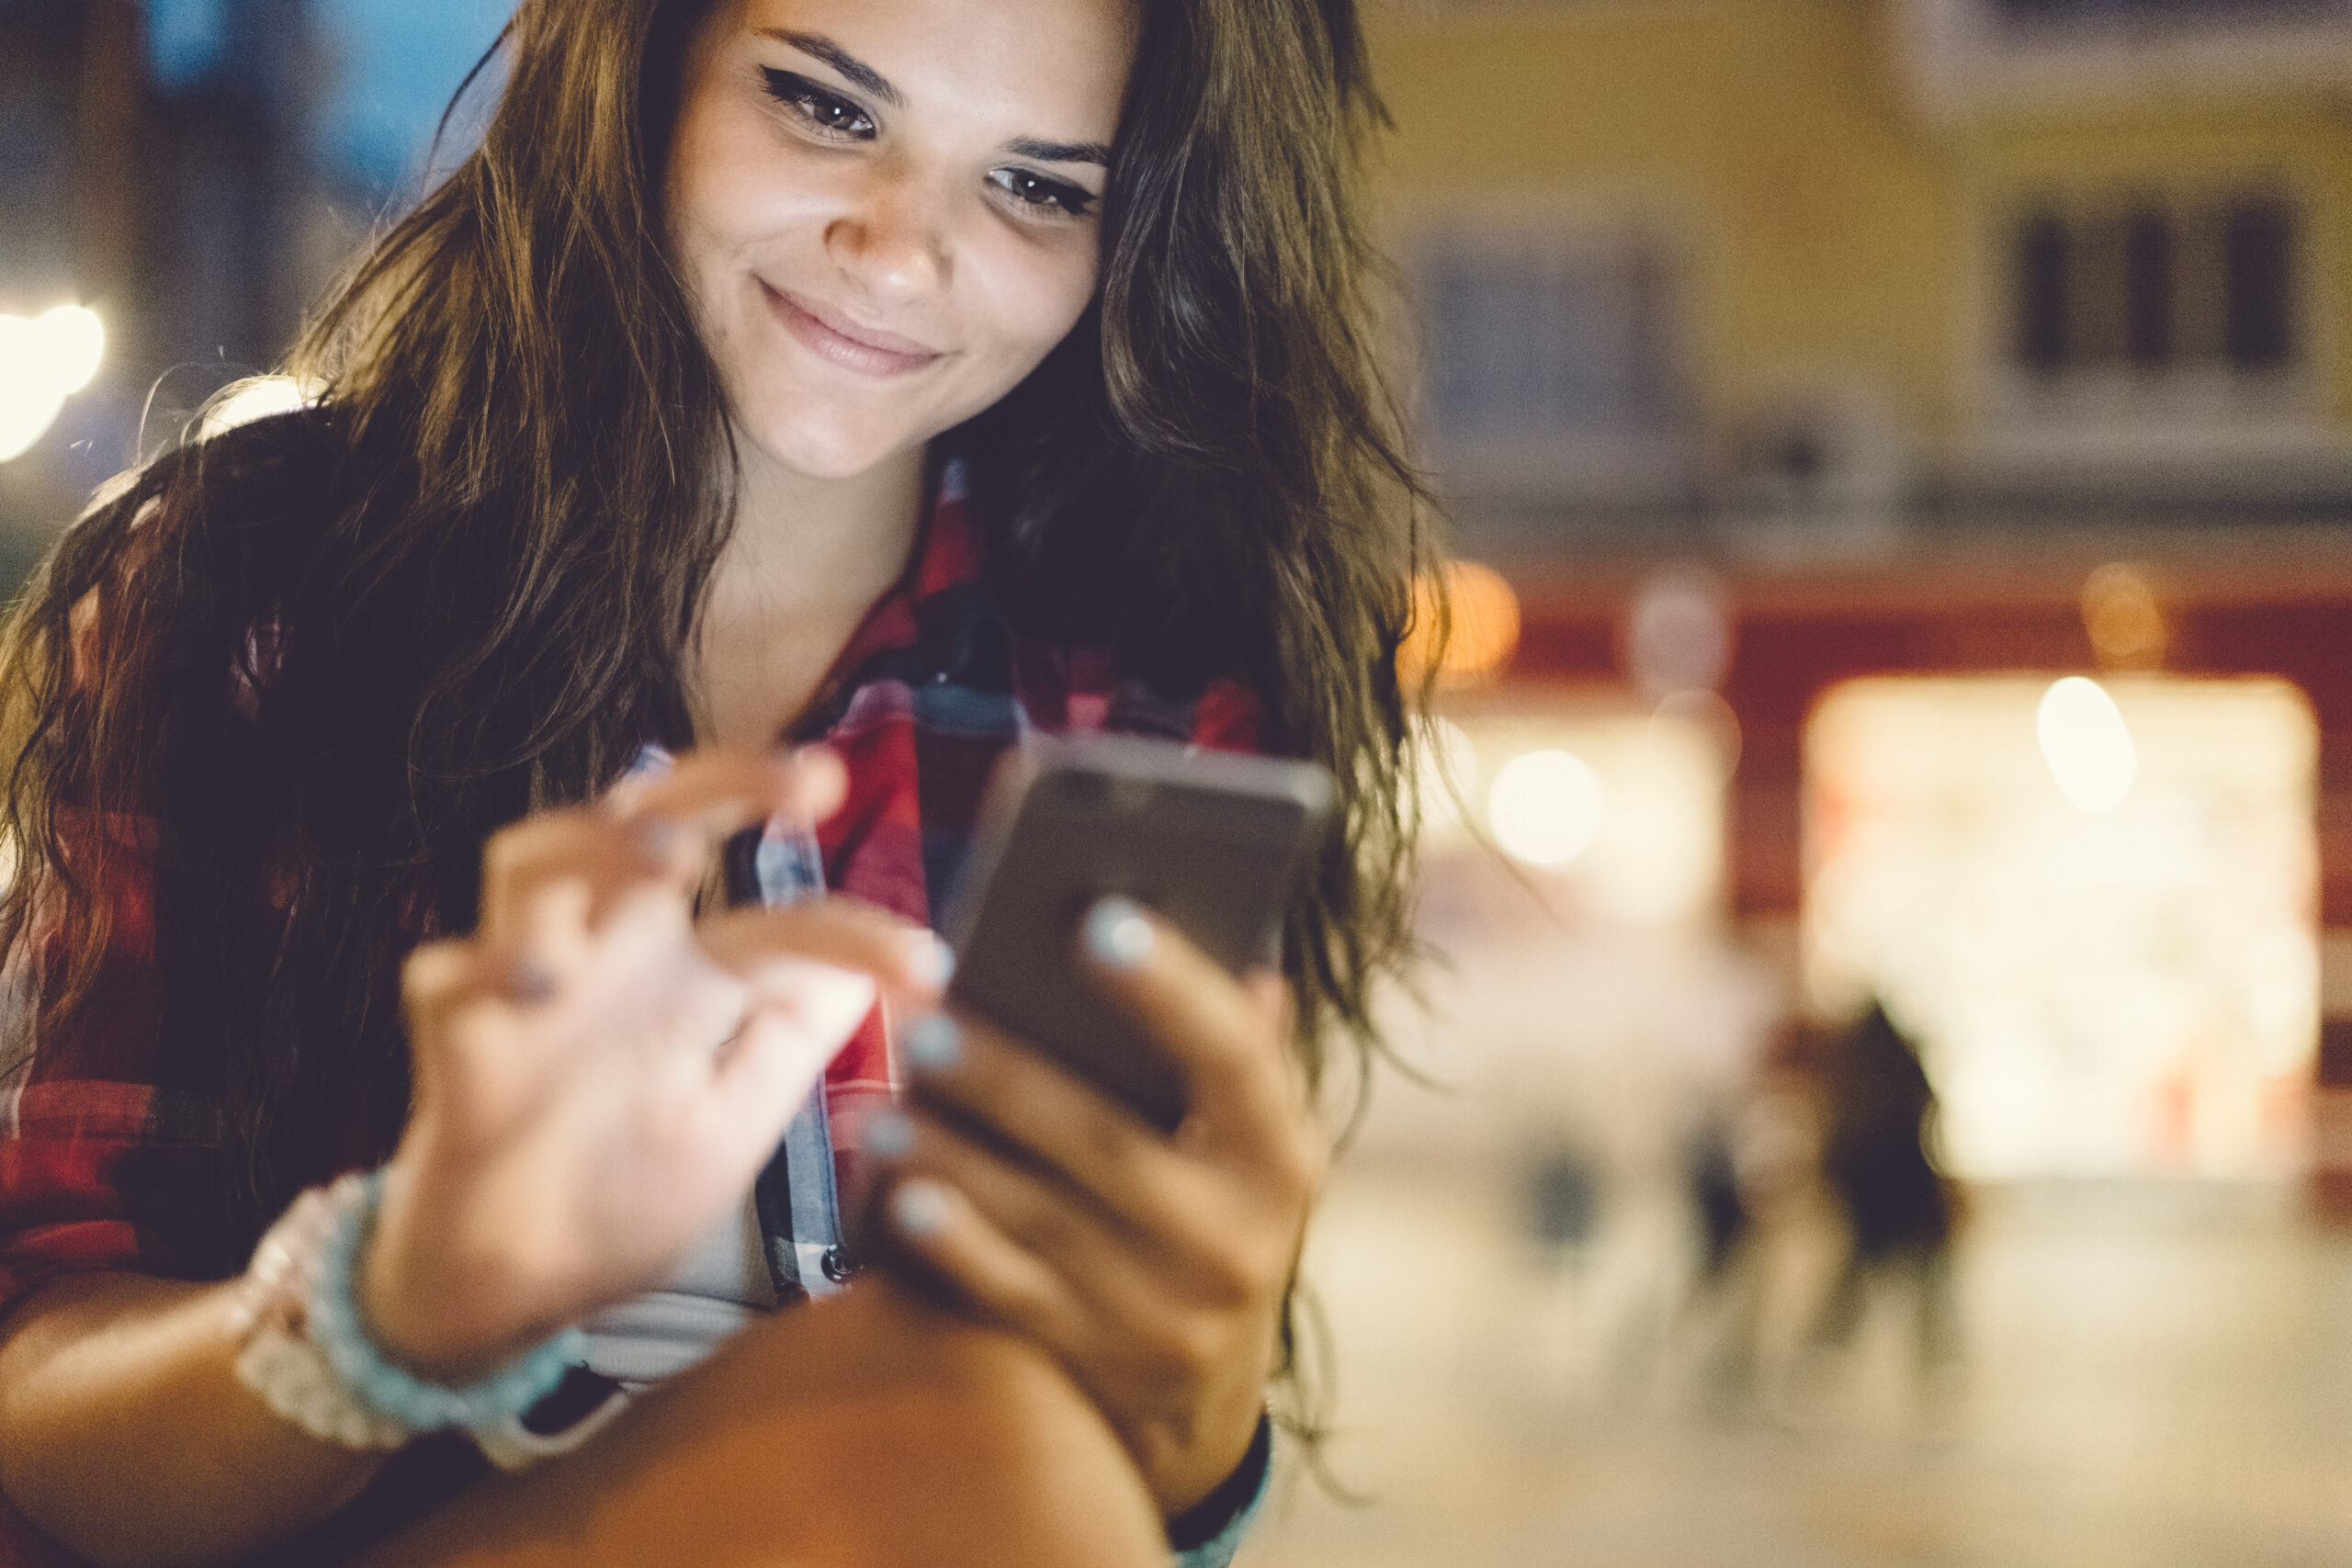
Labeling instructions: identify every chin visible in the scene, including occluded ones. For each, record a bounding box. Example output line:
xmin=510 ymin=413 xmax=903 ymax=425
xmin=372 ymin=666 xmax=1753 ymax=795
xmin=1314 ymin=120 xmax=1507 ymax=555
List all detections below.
xmin=740 ymin=400 xmax=910 ymax=482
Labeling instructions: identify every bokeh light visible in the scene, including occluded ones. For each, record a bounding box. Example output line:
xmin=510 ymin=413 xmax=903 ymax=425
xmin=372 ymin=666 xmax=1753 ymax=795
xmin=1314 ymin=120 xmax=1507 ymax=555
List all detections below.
xmin=1400 ymin=561 xmax=1521 ymax=688
xmin=2082 ymin=564 xmax=2168 ymax=670
xmin=0 ymin=306 xmax=105 ymax=464
xmin=1623 ymin=567 xmax=1734 ymax=699
xmin=2038 ymin=676 xmax=2138 ymax=815
xmin=1487 ymin=748 xmax=1606 ymax=867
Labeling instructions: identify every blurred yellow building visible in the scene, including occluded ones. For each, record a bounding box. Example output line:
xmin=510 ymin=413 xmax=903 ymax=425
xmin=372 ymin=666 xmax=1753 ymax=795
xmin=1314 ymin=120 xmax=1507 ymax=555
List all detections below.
xmin=1366 ymin=0 xmax=2352 ymax=1195
xmin=1370 ymin=0 xmax=2351 ymax=546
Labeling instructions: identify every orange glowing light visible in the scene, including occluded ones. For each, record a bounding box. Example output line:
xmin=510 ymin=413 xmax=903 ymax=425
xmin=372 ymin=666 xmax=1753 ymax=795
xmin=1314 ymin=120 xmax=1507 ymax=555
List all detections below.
xmin=2082 ymin=564 xmax=2167 ymax=670
xmin=1401 ymin=561 xmax=1521 ymax=687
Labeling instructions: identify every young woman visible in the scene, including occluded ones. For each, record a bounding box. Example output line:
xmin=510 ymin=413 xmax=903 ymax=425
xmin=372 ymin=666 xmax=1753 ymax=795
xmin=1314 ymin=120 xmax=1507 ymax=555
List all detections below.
xmin=0 ymin=0 xmax=1427 ymax=1562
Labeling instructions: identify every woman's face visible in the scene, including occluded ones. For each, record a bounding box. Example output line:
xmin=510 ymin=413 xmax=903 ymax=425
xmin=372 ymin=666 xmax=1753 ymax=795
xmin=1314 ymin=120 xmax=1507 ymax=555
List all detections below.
xmin=667 ymin=0 xmax=1137 ymax=482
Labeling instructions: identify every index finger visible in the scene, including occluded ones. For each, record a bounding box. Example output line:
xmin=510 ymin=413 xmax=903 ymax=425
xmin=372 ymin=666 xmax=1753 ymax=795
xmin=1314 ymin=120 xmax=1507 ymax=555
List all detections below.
xmin=1073 ymin=897 xmax=1299 ymax=1141
xmin=605 ymin=747 xmax=848 ymax=857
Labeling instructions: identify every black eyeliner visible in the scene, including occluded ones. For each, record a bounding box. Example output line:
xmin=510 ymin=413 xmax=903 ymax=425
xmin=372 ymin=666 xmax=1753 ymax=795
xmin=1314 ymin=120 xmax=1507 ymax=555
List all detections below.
xmin=1005 ymin=170 xmax=1097 ymax=217
xmin=759 ymin=67 xmax=870 ymax=129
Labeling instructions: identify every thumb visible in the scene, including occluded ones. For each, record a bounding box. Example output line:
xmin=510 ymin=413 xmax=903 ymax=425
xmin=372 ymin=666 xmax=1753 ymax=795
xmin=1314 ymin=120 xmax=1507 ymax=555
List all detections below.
xmin=1241 ymin=968 xmax=1291 ymax=1037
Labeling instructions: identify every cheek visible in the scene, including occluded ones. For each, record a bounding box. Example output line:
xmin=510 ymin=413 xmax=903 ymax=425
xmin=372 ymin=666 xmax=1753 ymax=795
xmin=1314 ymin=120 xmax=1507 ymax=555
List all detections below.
xmin=671 ymin=130 xmax=782 ymax=282
xmin=967 ymin=234 xmax=1102 ymax=373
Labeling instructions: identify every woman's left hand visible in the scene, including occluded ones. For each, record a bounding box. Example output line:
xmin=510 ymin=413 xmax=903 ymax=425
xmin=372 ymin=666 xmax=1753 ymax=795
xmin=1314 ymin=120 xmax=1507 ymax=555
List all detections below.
xmin=867 ymin=899 xmax=1325 ymax=1519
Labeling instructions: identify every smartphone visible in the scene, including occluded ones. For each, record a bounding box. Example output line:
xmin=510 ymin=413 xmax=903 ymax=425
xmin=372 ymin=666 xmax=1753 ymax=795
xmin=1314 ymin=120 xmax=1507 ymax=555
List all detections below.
xmin=940 ymin=735 xmax=1336 ymax=1133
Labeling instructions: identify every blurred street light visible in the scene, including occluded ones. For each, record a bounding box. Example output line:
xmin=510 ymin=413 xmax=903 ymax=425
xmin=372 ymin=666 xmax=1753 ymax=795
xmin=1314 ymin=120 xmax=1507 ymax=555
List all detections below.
xmin=2037 ymin=676 xmax=2138 ymax=815
xmin=1403 ymin=560 xmax=1521 ymax=688
xmin=0 ymin=305 xmax=105 ymax=463
xmin=1623 ymin=566 xmax=1735 ymax=702
xmin=2081 ymin=564 xmax=2168 ymax=670
xmin=1488 ymin=748 xmax=1606 ymax=866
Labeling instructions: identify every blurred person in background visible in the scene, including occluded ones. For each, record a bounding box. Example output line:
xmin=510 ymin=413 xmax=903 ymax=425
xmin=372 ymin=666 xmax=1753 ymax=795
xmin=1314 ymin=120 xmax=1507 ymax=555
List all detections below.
xmin=0 ymin=0 xmax=1432 ymax=1562
xmin=1679 ymin=1020 xmax=1834 ymax=1415
xmin=1479 ymin=930 xmax=1778 ymax=1409
xmin=1802 ymin=1001 xmax=1960 ymax=1400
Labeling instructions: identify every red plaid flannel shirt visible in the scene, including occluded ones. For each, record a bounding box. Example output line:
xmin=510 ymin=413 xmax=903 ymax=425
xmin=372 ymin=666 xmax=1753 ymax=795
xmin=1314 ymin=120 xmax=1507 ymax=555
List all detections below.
xmin=0 ymin=466 xmax=1263 ymax=1563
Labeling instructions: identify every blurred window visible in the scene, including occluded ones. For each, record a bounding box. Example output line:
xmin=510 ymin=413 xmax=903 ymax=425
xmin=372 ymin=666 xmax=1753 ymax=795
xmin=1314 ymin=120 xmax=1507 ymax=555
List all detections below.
xmin=1996 ymin=0 xmax=2351 ymax=19
xmin=310 ymin=0 xmax=512 ymax=197
xmin=1422 ymin=239 xmax=1679 ymax=444
xmin=147 ymin=0 xmax=232 ymax=90
xmin=1412 ymin=231 xmax=1690 ymax=505
xmin=2008 ymin=193 xmax=2301 ymax=378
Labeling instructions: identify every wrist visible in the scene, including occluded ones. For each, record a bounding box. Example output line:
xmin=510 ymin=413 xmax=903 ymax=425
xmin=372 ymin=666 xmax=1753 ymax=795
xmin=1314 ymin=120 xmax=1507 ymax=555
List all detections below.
xmin=1151 ymin=1376 xmax=1273 ymax=1520
xmin=1166 ymin=1413 xmax=1274 ymax=1554
xmin=235 ymin=1169 xmax=585 ymax=1454
xmin=359 ymin=1152 xmax=562 ymax=1382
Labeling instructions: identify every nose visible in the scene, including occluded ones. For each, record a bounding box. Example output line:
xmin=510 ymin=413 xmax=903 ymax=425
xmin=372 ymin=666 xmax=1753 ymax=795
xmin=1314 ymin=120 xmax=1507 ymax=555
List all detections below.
xmin=826 ymin=158 xmax=951 ymax=309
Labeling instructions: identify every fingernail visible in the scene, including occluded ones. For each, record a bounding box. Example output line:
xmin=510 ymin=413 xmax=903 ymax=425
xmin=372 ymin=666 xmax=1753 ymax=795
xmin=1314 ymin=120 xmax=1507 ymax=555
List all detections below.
xmin=633 ymin=819 xmax=685 ymax=863
xmin=913 ymin=936 xmax=956 ymax=989
xmin=1083 ymin=896 xmax=1155 ymax=970
xmin=903 ymin=1013 xmax=961 ymax=1073
xmin=782 ymin=745 xmax=844 ymax=785
xmin=893 ymin=1179 xmax=951 ymax=1238
xmin=864 ymin=1111 xmax=914 ymax=1161
xmin=504 ymin=958 xmax=560 ymax=1006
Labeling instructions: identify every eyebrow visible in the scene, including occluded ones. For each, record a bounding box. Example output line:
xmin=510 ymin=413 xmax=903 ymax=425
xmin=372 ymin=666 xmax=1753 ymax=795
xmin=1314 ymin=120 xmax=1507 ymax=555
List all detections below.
xmin=760 ymin=29 xmax=903 ymax=107
xmin=756 ymin=28 xmax=1113 ymax=167
xmin=1008 ymin=137 xmax=1113 ymax=167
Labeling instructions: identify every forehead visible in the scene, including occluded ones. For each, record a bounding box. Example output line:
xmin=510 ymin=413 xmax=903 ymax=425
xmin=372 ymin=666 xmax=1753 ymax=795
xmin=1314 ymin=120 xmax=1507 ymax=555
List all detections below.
xmin=730 ymin=0 xmax=1139 ymax=136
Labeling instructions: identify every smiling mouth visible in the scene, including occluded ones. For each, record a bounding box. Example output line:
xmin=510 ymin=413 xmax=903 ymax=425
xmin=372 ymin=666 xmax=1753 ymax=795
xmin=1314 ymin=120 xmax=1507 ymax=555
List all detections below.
xmin=761 ymin=283 xmax=944 ymax=378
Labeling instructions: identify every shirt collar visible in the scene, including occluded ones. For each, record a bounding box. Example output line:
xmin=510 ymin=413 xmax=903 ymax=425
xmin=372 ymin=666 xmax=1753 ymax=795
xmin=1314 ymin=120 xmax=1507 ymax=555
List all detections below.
xmin=821 ymin=457 xmax=984 ymax=684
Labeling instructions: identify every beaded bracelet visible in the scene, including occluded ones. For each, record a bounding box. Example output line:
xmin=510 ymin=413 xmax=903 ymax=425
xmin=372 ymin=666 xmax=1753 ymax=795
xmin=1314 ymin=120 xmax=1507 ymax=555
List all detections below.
xmin=232 ymin=1168 xmax=586 ymax=1452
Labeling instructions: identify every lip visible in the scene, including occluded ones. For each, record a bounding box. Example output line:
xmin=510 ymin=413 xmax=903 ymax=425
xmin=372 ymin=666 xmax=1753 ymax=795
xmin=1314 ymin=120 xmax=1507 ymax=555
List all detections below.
xmin=761 ymin=283 xmax=944 ymax=378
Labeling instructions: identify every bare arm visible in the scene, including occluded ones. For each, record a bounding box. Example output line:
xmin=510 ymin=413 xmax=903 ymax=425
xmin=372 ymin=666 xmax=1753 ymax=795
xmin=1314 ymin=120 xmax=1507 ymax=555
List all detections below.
xmin=0 ymin=750 xmax=947 ymax=1567
xmin=0 ymin=1273 xmax=387 ymax=1568
xmin=0 ymin=1261 xmax=1170 ymax=1568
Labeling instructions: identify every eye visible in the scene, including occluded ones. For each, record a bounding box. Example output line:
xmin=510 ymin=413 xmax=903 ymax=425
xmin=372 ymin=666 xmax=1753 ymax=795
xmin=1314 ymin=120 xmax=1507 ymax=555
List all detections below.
xmin=760 ymin=69 xmax=876 ymax=141
xmin=989 ymin=166 xmax=1097 ymax=220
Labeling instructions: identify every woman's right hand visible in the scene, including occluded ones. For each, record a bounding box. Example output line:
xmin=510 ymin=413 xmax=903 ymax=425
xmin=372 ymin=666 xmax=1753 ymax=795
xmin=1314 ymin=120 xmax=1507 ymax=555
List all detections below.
xmin=357 ymin=748 xmax=947 ymax=1382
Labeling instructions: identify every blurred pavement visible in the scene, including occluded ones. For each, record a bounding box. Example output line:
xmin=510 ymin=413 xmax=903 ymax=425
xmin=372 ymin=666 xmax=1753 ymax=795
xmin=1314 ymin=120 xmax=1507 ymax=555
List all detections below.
xmin=1242 ymin=1159 xmax=2352 ymax=1568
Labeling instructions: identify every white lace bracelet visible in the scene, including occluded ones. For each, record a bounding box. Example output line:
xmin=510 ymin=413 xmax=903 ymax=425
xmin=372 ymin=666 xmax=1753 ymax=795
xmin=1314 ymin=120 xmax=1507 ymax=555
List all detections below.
xmin=231 ymin=1169 xmax=585 ymax=1455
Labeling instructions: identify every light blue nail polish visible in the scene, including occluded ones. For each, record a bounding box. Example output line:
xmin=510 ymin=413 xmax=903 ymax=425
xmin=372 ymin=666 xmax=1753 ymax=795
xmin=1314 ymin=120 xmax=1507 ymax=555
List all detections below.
xmin=917 ymin=937 xmax=957 ymax=988
xmin=1083 ymin=896 xmax=1155 ymax=969
xmin=894 ymin=1180 xmax=950 ymax=1238
xmin=865 ymin=1111 xmax=914 ymax=1161
xmin=904 ymin=1013 xmax=962 ymax=1072
xmin=633 ymin=819 xmax=684 ymax=863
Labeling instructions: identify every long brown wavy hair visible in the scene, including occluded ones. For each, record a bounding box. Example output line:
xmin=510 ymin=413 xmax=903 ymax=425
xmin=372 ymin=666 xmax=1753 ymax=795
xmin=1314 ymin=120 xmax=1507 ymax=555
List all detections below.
xmin=0 ymin=0 xmax=1432 ymax=1421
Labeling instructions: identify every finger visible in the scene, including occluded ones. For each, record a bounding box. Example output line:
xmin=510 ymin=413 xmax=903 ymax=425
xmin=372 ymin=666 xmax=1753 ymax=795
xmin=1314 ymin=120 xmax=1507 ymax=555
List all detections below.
xmin=510 ymin=874 xmax=594 ymax=987
xmin=899 ymin=1012 xmax=1209 ymax=1247
xmin=606 ymin=746 xmax=847 ymax=842
xmin=397 ymin=940 xmax=548 ymax=1122
xmin=1238 ymin=969 xmax=1314 ymax=1111
xmin=1075 ymin=899 xmax=1297 ymax=1144
xmin=1240 ymin=969 xmax=1289 ymax=1036
xmin=400 ymin=939 xmax=484 ymax=1043
xmin=737 ymin=961 xmax=879 ymax=1065
xmin=879 ymin=1176 xmax=1094 ymax=1355
xmin=700 ymin=898 xmax=954 ymax=1003
xmin=479 ymin=810 xmax=664 ymax=947
xmin=708 ymin=1005 xmax=860 ymax=1161
xmin=598 ymin=750 xmax=847 ymax=915
xmin=875 ymin=1105 xmax=1194 ymax=1316
xmin=400 ymin=939 xmax=559 ymax=1038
